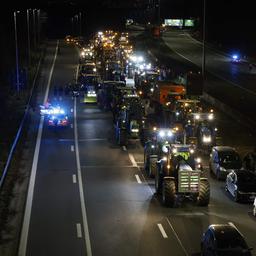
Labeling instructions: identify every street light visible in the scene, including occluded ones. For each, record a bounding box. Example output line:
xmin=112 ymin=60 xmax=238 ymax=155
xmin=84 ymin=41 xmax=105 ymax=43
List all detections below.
xmin=14 ymin=11 xmax=20 ymax=93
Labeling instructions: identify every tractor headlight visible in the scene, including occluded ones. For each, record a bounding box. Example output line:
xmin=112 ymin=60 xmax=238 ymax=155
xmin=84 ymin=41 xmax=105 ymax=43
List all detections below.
xmin=202 ymin=135 xmax=211 ymax=143
xmin=162 ymin=156 xmax=167 ymax=161
xmin=167 ymin=131 xmax=173 ymax=137
xmin=159 ymin=130 xmax=165 ymax=137
xmin=172 ymin=148 xmax=177 ymax=153
xmin=208 ymin=114 xmax=214 ymax=120
xmin=196 ymin=157 xmax=201 ymax=163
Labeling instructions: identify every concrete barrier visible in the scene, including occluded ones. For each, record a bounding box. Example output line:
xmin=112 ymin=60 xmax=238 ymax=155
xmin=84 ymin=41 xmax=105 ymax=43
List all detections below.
xmin=202 ymin=92 xmax=256 ymax=130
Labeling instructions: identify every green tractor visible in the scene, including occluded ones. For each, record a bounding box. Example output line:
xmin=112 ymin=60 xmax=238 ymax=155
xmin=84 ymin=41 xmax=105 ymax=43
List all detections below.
xmin=144 ymin=128 xmax=178 ymax=178
xmin=155 ymin=143 xmax=210 ymax=207
xmin=115 ymin=94 xmax=144 ymax=146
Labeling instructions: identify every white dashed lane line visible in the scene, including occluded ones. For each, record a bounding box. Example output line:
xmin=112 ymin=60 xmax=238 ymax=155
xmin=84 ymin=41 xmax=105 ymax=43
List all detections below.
xmin=71 ymin=145 xmax=74 ymax=152
xmin=128 ymin=153 xmax=137 ymax=167
xmin=72 ymin=174 xmax=77 ymax=184
xmin=76 ymin=223 xmax=82 ymax=238
xmin=157 ymin=224 xmax=168 ymax=239
xmin=135 ymin=174 xmax=142 ymax=184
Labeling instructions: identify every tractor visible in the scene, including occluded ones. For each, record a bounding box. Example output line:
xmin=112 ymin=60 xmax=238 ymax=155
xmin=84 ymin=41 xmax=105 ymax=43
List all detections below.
xmin=155 ymin=143 xmax=210 ymax=207
xmin=185 ymin=111 xmax=218 ymax=151
xmin=115 ymin=94 xmax=144 ymax=146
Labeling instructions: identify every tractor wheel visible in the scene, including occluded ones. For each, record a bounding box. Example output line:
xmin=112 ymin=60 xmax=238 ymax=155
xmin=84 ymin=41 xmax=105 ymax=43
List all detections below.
xmin=149 ymin=157 xmax=157 ymax=178
xmin=155 ymin=165 xmax=162 ymax=194
xmin=162 ymin=178 xmax=176 ymax=207
xmin=197 ymin=178 xmax=210 ymax=206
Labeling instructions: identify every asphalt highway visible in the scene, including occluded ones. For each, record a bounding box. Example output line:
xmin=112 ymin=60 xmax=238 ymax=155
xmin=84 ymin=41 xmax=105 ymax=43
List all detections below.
xmin=18 ymin=40 xmax=256 ymax=256
xmin=162 ymin=30 xmax=256 ymax=94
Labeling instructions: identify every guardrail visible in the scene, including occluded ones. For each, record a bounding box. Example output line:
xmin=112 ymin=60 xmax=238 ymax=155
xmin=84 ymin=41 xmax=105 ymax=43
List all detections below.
xmin=0 ymin=52 xmax=43 ymax=190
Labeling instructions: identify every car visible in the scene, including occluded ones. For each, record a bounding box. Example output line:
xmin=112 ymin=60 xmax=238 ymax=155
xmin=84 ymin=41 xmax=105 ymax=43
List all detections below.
xmin=209 ymin=146 xmax=242 ymax=180
xmin=47 ymin=114 xmax=69 ymax=127
xmin=201 ymin=223 xmax=253 ymax=256
xmin=225 ymin=169 xmax=256 ymax=202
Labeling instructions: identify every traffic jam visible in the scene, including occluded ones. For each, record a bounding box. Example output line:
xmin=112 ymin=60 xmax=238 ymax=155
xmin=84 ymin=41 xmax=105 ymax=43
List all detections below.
xmin=47 ymin=30 xmax=256 ymax=254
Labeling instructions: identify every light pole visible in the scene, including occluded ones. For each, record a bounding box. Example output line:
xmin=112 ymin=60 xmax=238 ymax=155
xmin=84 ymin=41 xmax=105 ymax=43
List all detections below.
xmin=27 ymin=9 xmax=31 ymax=69
xmin=79 ymin=12 xmax=82 ymax=37
xmin=71 ymin=17 xmax=74 ymax=36
xmin=37 ymin=9 xmax=41 ymax=44
xmin=14 ymin=11 xmax=20 ymax=93
xmin=202 ymin=0 xmax=206 ymax=82
xmin=74 ymin=14 xmax=79 ymax=36
xmin=33 ymin=9 xmax=37 ymax=48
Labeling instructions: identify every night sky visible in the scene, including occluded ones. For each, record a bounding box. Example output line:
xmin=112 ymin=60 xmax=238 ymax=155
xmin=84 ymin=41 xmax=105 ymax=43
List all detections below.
xmin=2 ymin=0 xmax=256 ymax=54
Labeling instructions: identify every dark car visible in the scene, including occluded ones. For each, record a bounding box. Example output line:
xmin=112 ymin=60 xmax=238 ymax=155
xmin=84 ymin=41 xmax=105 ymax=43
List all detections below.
xmin=209 ymin=146 xmax=242 ymax=180
xmin=225 ymin=169 xmax=256 ymax=202
xmin=201 ymin=223 xmax=253 ymax=256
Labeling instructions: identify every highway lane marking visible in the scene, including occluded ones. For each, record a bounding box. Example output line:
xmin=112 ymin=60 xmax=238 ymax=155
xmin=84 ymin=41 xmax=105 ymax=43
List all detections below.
xmin=76 ymin=223 xmax=82 ymax=238
xmin=127 ymin=153 xmax=155 ymax=195
xmin=74 ymin=97 xmax=92 ymax=256
xmin=79 ymin=138 xmax=107 ymax=141
xmin=170 ymin=212 xmax=205 ymax=216
xmin=72 ymin=174 xmax=77 ymax=184
xmin=168 ymin=43 xmax=256 ymax=97
xmin=166 ymin=218 xmax=189 ymax=256
xmin=70 ymin=124 xmax=73 ymax=129
xmin=80 ymin=165 xmax=138 ymax=168
xmin=71 ymin=108 xmax=74 ymax=112
xmin=122 ymin=146 xmax=127 ymax=151
xmin=128 ymin=153 xmax=137 ymax=167
xmin=75 ymin=64 xmax=79 ymax=83
xmin=18 ymin=40 xmax=59 ymax=256
xmin=71 ymin=145 xmax=74 ymax=152
xmin=157 ymin=224 xmax=168 ymax=238
xmin=135 ymin=174 xmax=142 ymax=184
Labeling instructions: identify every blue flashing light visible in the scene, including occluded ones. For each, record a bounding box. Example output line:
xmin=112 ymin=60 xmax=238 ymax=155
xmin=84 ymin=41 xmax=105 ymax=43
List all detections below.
xmin=232 ymin=54 xmax=238 ymax=60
